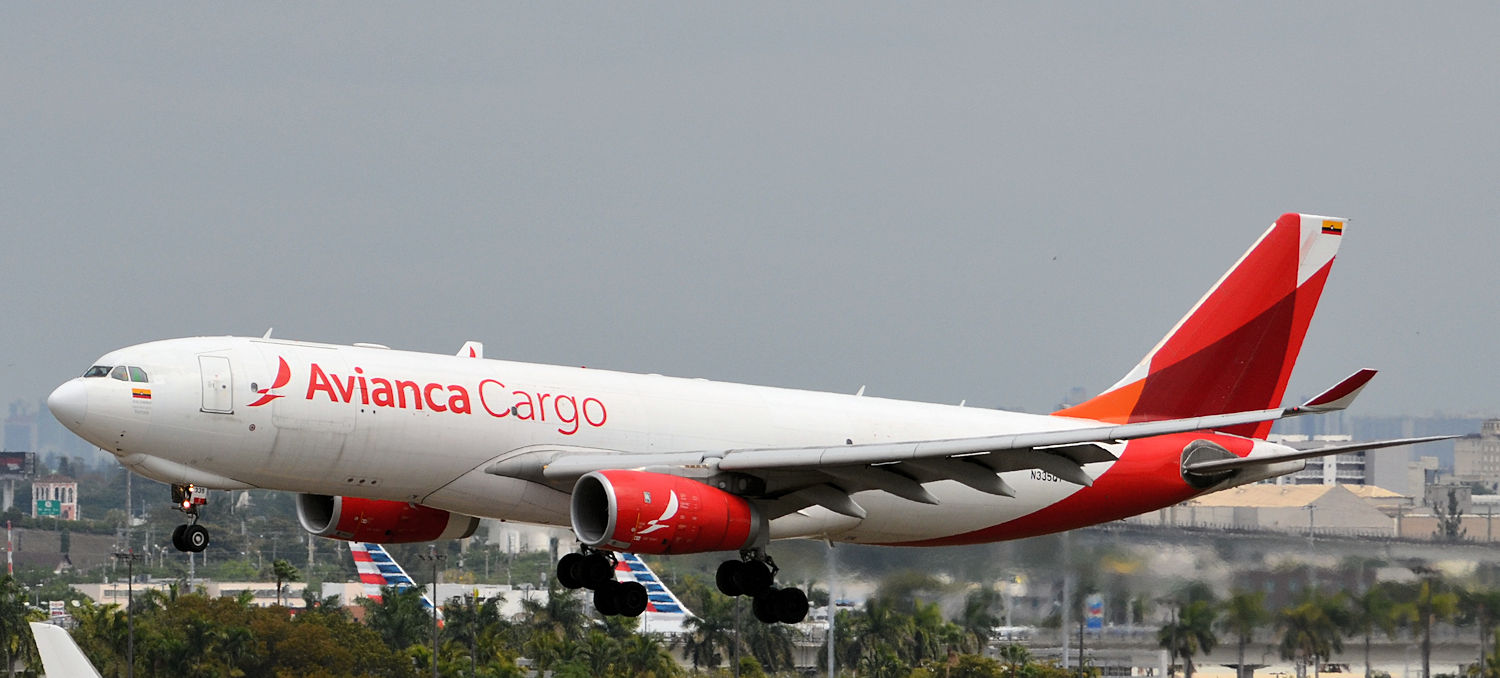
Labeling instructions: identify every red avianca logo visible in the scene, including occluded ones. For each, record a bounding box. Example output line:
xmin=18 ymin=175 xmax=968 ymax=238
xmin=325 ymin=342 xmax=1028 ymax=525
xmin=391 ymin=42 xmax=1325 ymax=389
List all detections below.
xmin=247 ymin=358 xmax=292 ymax=407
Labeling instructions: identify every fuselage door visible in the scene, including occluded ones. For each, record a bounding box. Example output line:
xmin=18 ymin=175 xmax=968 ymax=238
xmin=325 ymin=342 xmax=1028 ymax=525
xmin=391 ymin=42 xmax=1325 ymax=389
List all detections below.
xmin=199 ymin=355 xmax=233 ymax=414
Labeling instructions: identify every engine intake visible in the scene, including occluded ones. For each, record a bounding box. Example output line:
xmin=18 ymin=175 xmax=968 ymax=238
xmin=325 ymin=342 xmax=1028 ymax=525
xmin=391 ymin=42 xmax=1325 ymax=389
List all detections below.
xmin=296 ymin=494 xmax=479 ymax=543
xmin=571 ymin=470 xmax=765 ymax=554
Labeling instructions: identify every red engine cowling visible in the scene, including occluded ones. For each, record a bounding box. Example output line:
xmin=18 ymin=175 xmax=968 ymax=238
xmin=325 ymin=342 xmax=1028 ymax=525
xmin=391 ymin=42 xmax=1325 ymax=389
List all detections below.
xmin=296 ymin=494 xmax=480 ymax=543
xmin=570 ymin=470 xmax=765 ymax=555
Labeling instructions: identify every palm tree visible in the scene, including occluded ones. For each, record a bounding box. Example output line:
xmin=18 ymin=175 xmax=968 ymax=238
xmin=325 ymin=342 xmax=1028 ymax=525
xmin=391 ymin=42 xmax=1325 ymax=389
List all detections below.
xmin=741 ymin=614 xmax=797 ymax=672
xmin=959 ymin=586 xmax=1004 ymax=654
xmin=1221 ymin=591 xmax=1271 ymax=678
xmin=1397 ymin=578 xmax=1460 ymax=678
xmin=1159 ymin=598 xmax=1218 ymax=678
xmin=681 ymin=591 xmax=736 ymax=669
xmin=361 ymin=585 xmax=434 ymax=651
xmin=271 ymin=558 xmax=299 ymax=607
xmin=1461 ymin=587 xmax=1500 ymax=676
xmin=620 ymin=632 xmax=680 ymax=678
xmin=521 ymin=580 xmax=588 ymax=643
xmin=1346 ymin=584 xmax=1400 ymax=678
xmin=444 ymin=593 xmax=507 ymax=674
xmin=1278 ymin=592 xmax=1346 ymax=678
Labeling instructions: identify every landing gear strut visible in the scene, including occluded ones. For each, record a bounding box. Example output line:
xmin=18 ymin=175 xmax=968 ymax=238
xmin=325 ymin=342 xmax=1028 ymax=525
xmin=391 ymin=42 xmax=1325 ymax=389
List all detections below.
xmin=555 ymin=547 xmax=649 ymax=618
xmin=716 ymin=550 xmax=809 ymax=624
xmin=169 ymin=484 xmax=210 ymax=553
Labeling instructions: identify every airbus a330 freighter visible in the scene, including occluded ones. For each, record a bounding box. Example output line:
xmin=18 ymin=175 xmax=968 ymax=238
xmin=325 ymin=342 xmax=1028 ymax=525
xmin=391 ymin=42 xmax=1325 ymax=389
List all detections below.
xmin=48 ymin=213 xmax=1448 ymax=624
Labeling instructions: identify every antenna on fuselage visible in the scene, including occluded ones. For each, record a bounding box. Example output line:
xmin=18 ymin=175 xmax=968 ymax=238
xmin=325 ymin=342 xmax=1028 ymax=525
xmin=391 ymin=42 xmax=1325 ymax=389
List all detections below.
xmin=262 ymin=328 xmax=273 ymax=339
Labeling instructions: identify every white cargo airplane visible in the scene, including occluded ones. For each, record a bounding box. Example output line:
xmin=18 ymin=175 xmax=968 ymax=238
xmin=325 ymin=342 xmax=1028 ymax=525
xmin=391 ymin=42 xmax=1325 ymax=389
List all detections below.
xmin=48 ymin=214 xmax=1448 ymax=624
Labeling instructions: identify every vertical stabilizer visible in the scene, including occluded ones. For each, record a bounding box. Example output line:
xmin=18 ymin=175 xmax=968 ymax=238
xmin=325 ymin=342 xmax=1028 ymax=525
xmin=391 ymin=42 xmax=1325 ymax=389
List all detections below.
xmin=350 ymin=542 xmax=443 ymax=622
xmin=1054 ymin=213 xmax=1345 ymax=439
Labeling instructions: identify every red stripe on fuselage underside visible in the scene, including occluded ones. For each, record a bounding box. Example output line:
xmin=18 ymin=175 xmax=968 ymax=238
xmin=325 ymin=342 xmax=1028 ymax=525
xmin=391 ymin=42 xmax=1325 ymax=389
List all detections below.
xmin=883 ymin=432 xmax=1252 ymax=547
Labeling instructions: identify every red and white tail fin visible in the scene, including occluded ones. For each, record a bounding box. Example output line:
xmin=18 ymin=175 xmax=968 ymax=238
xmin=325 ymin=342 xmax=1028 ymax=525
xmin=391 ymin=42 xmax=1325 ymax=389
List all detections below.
xmin=1054 ymin=213 xmax=1346 ymax=439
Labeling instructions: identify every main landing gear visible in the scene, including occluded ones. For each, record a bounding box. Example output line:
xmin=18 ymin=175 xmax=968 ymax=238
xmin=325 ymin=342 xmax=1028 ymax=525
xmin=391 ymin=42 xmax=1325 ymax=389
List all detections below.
xmin=717 ymin=550 xmax=809 ymax=624
xmin=169 ymin=484 xmax=211 ymax=553
xmin=555 ymin=547 xmax=650 ymax=618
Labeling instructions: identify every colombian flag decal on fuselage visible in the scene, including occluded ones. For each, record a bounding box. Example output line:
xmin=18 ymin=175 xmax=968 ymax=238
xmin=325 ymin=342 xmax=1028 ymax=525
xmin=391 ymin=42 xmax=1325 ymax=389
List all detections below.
xmin=1322 ymin=220 xmax=1343 ymax=235
xmin=131 ymin=388 xmax=151 ymax=400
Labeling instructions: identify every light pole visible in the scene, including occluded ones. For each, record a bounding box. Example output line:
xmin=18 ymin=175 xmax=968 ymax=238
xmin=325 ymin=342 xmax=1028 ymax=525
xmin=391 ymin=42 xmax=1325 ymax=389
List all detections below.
xmin=416 ymin=546 xmax=446 ymax=678
xmin=113 ymin=550 xmax=142 ymax=678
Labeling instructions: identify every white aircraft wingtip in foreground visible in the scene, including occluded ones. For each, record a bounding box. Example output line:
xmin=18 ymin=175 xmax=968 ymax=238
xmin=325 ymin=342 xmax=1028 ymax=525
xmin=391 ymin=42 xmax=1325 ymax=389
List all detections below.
xmin=49 ymin=212 xmax=1451 ymax=625
xmin=31 ymin=622 xmax=103 ymax=678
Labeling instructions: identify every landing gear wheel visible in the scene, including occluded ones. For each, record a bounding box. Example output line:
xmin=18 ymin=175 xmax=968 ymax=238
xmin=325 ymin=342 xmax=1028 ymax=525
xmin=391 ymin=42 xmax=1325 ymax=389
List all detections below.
xmin=593 ymin=580 xmax=621 ymax=616
xmin=716 ymin=560 xmax=744 ymax=597
xmin=579 ymin=552 xmax=615 ymax=590
xmin=615 ymin=581 xmax=649 ymax=617
xmin=771 ymin=586 xmax=809 ymax=624
xmin=752 ymin=589 xmax=780 ymax=624
xmin=733 ymin=559 xmax=774 ymax=597
xmin=184 ymin=524 xmax=210 ymax=553
xmin=171 ymin=524 xmax=188 ymax=552
xmin=557 ymin=553 xmax=584 ymax=589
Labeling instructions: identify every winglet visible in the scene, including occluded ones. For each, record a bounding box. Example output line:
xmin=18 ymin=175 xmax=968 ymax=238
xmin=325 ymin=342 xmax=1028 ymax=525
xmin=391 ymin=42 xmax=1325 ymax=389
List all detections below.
xmin=1294 ymin=368 xmax=1377 ymax=413
xmin=458 ymin=341 xmax=483 ymax=359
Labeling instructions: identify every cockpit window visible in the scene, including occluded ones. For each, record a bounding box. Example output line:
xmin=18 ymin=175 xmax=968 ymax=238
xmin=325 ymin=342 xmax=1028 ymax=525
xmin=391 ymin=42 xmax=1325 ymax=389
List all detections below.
xmin=129 ymin=367 xmax=149 ymax=383
xmin=83 ymin=365 xmax=112 ymax=378
xmin=110 ymin=366 xmax=129 ymax=381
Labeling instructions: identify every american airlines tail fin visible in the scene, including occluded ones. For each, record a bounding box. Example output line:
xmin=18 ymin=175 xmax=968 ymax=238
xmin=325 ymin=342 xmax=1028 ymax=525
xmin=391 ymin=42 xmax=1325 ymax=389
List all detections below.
xmin=614 ymin=553 xmax=693 ymax=634
xmin=31 ymin=622 xmax=102 ymax=678
xmin=350 ymin=542 xmax=443 ymax=623
xmin=1055 ymin=213 xmax=1346 ymax=439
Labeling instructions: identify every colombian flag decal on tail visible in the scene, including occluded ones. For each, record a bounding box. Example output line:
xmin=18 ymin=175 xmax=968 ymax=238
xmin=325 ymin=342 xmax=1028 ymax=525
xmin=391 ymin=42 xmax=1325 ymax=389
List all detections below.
xmin=1322 ymin=220 xmax=1344 ymax=235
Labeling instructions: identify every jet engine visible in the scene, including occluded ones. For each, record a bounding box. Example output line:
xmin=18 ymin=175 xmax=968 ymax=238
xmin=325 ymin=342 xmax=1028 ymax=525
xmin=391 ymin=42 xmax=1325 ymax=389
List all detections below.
xmin=296 ymin=494 xmax=480 ymax=543
xmin=570 ymin=470 xmax=765 ymax=555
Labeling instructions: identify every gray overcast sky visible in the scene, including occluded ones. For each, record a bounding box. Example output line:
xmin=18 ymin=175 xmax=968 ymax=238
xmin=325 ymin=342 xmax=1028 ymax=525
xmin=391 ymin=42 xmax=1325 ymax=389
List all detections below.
xmin=3 ymin=4 xmax=1497 ymax=418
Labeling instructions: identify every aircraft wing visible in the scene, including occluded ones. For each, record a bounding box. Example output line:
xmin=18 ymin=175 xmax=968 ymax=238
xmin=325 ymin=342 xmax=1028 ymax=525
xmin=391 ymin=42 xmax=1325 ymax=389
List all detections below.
xmin=489 ymin=371 xmax=1378 ymax=519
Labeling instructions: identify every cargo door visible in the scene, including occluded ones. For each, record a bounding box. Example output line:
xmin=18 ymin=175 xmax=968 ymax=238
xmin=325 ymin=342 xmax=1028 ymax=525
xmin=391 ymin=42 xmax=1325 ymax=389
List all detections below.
xmin=199 ymin=355 xmax=233 ymax=414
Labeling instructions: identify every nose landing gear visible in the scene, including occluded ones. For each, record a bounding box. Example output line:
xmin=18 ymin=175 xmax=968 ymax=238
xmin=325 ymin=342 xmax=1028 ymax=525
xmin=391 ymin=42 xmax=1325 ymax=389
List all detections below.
xmin=716 ymin=550 xmax=809 ymax=624
xmin=555 ymin=547 xmax=649 ymax=618
xmin=169 ymin=484 xmax=211 ymax=553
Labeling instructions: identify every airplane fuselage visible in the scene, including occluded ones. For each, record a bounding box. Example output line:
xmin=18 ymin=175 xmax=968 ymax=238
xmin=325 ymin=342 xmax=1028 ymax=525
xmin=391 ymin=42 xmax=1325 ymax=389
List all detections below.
xmin=49 ymin=335 xmax=1288 ymax=545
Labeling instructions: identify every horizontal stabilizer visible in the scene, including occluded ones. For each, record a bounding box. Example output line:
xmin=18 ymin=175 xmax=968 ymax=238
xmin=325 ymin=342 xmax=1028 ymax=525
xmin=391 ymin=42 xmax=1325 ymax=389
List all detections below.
xmin=1182 ymin=435 xmax=1459 ymax=474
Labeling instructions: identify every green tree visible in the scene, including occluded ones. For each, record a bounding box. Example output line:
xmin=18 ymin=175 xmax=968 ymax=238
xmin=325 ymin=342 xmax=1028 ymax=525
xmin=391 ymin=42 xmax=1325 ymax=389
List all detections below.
xmin=1437 ymin=490 xmax=1468 ymax=541
xmin=443 ymin=593 xmax=508 ymax=675
xmin=1159 ymin=597 xmax=1218 ymax=678
xmin=1461 ymin=588 xmax=1500 ymax=676
xmin=619 ymin=632 xmax=679 ymax=678
xmin=741 ymin=612 xmax=797 ymax=672
xmin=271 ymin=558 xmax=299 ymax=607
xmin=1278 ymin=592 xmax=1347 ymax=678
xmin=362 ymin=585 xmax=435 ymax=652
xmin=1346 ymin=584 xmax=1400 ymax=678
xmin=681 ymin=590 xmax=736 ymax=669
xmin=1395 ymin=577 xmax=1460 ymax=678
xmin=0 ymin=576 xmax=42 ymax=677
xmin=959 ymin=586 xmax=1004 ymax=654
xmin=1221 ymin=591 xmax=1271 ymax=678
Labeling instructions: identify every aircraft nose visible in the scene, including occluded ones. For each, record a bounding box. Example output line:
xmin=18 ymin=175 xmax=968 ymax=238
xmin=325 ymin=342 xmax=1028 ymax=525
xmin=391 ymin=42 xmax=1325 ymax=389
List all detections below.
xmin=47 ymin=380 xmax=88 ymax=429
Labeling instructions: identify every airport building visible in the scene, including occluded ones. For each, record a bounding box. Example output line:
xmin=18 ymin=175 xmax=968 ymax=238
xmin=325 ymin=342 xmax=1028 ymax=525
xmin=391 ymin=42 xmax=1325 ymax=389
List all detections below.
xmin=1453 ymin=419 xmax=1500 ymax=489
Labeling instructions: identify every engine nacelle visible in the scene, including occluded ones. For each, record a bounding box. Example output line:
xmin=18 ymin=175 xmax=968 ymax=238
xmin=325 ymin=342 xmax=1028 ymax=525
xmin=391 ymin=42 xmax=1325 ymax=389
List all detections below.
xmin=296 ymin=494 xmax=480 ymax=543
xmin=571 ymin=470 xmax=765 ymax=555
